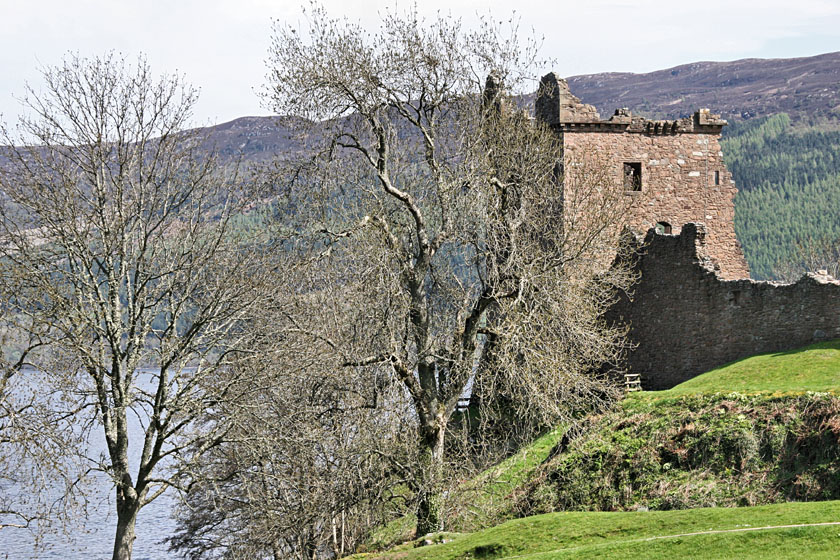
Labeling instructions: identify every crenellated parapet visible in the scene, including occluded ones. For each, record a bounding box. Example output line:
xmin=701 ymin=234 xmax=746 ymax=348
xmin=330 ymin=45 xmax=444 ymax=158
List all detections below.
xmin=536 ymin=72 xmax=727 ymax=135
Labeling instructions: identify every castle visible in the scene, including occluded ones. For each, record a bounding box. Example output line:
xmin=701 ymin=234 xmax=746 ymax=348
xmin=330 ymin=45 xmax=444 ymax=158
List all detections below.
xmin=535 ymin=73 xmax=840 ymax=389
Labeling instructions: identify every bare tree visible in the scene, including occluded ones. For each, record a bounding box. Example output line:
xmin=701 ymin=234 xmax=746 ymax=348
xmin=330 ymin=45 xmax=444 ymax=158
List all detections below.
xmin=169 ymin=286 xmax=413 ymax=559
xmin=265 ymin=6 xmax=634 ymax=537
xmin=773 ymin=236 xmax=840 ymax=281
xmin=0 ymin=324 xmax=90 ymax=538
xmin=0 ymin=53 xmax=271 ymax=560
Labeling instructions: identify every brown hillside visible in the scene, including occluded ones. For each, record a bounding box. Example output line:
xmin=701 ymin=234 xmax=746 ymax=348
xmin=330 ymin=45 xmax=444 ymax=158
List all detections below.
xmin=566 ymin=51 xmax=840 ymax=121
xmin=195 ymin=52 xmax=840 ymax=162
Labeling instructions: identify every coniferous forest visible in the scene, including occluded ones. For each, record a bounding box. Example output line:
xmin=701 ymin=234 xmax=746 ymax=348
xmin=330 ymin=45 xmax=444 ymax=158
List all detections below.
xmin=723 ymin=113 xmax=840 ymax=279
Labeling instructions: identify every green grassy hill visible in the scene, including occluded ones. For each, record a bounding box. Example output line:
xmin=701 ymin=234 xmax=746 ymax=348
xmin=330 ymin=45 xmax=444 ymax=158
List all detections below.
xmin=514 ymin=341 xmax=840 ymax=515
xmin=517 ymin=391 xmax=840 ymax=513
xmin=358 ymin=340 xmax=840 ymax=558
xmin=358 ymin=501 xmax=840 ymax=559
xmin=655 ymin=339 xmax=840 ymax=397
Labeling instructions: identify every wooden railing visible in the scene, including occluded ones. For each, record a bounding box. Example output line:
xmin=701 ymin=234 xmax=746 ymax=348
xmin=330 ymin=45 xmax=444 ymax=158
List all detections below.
xmin=624 ymin=373 xmax=642 ymax=392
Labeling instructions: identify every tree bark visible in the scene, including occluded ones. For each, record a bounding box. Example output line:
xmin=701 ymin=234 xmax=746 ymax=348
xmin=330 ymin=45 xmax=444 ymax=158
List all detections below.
xmin=415 ymin=421 xmax=446 ymax=536
xmin=112 ymin=491 xmax=139 ymax=560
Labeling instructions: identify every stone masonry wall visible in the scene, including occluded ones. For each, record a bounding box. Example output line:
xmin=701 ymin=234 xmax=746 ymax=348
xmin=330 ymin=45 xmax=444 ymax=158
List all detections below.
xmin=608 ymin=224 xmax=840 ymax=389
xmin=562 ymin=130 xmax=749 ymax=280
xmin=536 ymin=72 xmax=749 ymax=280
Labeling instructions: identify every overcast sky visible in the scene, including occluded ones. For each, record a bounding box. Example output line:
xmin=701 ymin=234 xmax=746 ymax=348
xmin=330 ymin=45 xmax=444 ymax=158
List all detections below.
xmin=1 ymin=0 xmax=839 ymax=127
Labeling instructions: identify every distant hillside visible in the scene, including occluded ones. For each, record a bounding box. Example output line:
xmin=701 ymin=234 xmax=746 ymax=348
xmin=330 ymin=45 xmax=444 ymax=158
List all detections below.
xmin=199 ymin=115 xmax=305 ymax=163
xmin=199 ymin=51 xmax=840 ymax=162
xmin=567 ymin=51 xmax=840 ymax=122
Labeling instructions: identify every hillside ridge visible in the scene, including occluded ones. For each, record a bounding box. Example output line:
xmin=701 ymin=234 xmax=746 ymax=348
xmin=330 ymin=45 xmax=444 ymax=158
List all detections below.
xmin=566 ymin=51 xmax=840 ymax=121
xmin=192 ymin=51 xmax=840 ymax=162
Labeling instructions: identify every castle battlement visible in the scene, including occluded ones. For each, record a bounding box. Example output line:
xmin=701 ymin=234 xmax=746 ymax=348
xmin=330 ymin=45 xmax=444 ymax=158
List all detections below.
xmin=536 ymin=72 xmax=727 ymax=133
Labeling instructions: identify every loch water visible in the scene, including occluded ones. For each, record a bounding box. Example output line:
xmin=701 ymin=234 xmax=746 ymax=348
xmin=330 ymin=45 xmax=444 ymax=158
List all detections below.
xmin=3 ymin=369 xmax=184 ymax=559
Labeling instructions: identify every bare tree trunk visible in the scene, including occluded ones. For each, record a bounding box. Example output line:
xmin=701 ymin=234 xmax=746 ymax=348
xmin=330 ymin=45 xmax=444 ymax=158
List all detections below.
xmin=112 ymin=491 xmax=139 ymax=560
xmin=415 ymin=421 xmax=446 ymax=536
xmin=331 ymin=514 xmax=339 ymax=558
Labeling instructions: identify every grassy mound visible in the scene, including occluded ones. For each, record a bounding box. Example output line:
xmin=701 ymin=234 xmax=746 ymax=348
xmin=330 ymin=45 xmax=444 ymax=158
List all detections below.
xmin=517 ymin=392 xmax=840 ymax=513
xmin=363 ymin=340 xmax=840 ymax=555
xmin=512 ymin=341 xmax=840 ymax=515
xmin=655 ymin=339 xmax=840 ymax=396
xmin=355 ymin=501 xmax=840 ymax=559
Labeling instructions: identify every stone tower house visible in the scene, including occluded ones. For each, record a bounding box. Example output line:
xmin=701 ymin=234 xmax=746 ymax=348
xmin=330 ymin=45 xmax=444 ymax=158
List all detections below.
xmin=536 ymin=72 xmax=749 ymax=280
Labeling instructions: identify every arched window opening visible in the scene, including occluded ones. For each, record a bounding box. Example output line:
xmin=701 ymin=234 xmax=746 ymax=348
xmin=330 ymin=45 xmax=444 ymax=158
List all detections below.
xmin=655 ymin=221 xmax=672 ymax=234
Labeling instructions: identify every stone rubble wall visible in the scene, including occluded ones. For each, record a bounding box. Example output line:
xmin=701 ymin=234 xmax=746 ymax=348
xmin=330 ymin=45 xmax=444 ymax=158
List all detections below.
xmin=608 ymin=224 xmax=840 ymax=390
xmin=562 ymin=129 xmax=749 ymax=280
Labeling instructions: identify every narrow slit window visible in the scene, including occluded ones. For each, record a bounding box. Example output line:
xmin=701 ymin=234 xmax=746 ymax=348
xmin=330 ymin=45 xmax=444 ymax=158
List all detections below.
xmin=623 ymin=162 xmax=642 ymax=191
xmin=714 ymin=170 xmax=720 ymax=185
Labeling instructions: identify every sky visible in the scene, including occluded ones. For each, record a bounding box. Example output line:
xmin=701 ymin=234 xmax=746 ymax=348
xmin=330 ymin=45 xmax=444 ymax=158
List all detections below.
xmin=1 ymin=0 xmax=839 ymax=127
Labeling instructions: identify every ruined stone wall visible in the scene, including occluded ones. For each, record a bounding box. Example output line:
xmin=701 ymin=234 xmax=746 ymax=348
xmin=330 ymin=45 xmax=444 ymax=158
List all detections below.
xmin=608 ymin=224 xmax=840 ymax=389
xmin=562 ymin=129 xmax=749 ymax=280
xmin=536 ymin=72 xmax=749 ymax=280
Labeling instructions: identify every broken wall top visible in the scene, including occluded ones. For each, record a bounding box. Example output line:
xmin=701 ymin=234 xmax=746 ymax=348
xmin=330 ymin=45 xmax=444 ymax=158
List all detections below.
xmin=536 ymin=72 xmax=727 ymax=134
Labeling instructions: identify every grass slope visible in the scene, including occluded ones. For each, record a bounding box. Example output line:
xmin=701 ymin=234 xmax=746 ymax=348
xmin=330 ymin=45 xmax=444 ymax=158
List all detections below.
xmin=519 ymin=392 xmax=840 ymax=513
xmin=651 ymin=339 xmax=840 ymax=397
xmin=447 ymin=426 xmax=570 ymax=530
xmin=364 ymin=427 xmax=569 ymax=551
xmin=514 ymin=341 xmax=840 ymax=513
xmin=357 ymin=501 xmax=840 ymax=559
xmin=361 ymin=340 xmax=840 ymax=557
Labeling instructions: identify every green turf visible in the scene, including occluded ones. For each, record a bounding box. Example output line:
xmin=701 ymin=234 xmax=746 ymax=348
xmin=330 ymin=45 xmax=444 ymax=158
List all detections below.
xmin=526 ymin=525 xmax=840 ymax=559
xmin=647 ymin=339 xmax=840 ymax=397
xmin=451 ymin=426 xmax=569 ymax=523
xmin=355 ymin=501 xmax=840 ymax=559
xmin=362 ymin=340 xmax=840 ymax=557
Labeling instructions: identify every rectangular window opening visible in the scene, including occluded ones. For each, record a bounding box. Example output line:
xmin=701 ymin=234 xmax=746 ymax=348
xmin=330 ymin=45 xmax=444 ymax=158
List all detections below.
xmin=623 ymin=162 xmax=642 ymax=191
xmin=714 ymin=170 xmax=720 ymax=186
